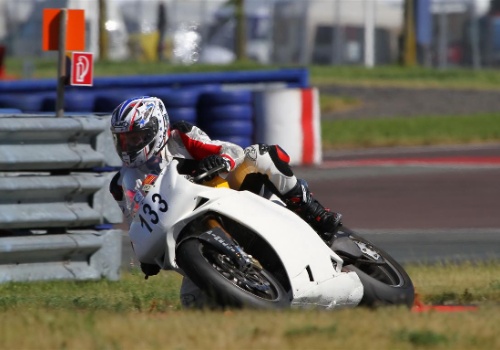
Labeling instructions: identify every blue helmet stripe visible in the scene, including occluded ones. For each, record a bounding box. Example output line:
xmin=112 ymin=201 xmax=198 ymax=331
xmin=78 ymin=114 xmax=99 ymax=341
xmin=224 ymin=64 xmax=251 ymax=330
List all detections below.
xmin=118 ymin=96 xmax=152 ymax=121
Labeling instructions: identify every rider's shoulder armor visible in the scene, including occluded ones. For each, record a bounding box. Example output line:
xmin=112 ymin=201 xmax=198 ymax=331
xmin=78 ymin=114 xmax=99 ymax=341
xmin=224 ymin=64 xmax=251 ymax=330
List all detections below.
xmin=171 ymin=120 xmax=195 ymax=133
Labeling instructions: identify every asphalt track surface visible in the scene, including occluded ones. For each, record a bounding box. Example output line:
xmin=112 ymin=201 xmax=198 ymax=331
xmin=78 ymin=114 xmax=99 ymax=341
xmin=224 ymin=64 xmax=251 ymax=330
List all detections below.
xmin=120 ymin=143 xmax=500 ymax=268
xmin=294 ymin=143 xmax=500 ymax=264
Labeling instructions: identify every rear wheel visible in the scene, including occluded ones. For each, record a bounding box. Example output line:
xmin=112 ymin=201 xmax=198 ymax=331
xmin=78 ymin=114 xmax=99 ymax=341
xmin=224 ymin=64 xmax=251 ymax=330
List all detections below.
xmin=176 ymin=237 xmax=289 ymax=309
xmin=336 ymin=228 xmax=415 ymax=308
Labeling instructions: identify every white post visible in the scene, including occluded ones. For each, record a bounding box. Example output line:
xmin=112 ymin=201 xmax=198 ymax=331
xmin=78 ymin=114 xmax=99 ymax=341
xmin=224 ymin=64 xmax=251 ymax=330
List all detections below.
xmin=363 ymin=0 xmax=375 ymax=68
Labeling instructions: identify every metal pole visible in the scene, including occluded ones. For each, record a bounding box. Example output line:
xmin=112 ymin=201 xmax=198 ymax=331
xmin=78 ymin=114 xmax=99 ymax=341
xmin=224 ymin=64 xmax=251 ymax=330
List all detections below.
xmin=56 ymin=8 xmax=67 ymax=118
xmin=99 ymin=0 xmax=108 ymax=61
xmin=299 ymin=0 xmax=309 ymax=65
xmin=438 ymin=4 xmax=448 ymax=69
xmin=235 ymin=0 xmax=246 ymax=61
xmin=333 ymin=0 xmax=343 ymax=64
xmin=269 ymin=1 xmax=275 ymax=63
xmin=403 ymin=0 xmax=417 ymax=66
xmin=469 ymin=0 xmax=481 ymax=70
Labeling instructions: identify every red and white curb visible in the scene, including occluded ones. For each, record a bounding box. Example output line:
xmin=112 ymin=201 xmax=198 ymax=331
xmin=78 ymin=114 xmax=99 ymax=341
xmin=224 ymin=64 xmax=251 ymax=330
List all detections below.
xmin=320 ymin=156 xmax=500 ymax=169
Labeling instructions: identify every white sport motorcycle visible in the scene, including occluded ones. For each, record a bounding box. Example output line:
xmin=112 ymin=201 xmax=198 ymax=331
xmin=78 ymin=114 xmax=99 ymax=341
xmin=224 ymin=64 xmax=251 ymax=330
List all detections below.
xmin=123 ymin=157 xmax=414 ymax=309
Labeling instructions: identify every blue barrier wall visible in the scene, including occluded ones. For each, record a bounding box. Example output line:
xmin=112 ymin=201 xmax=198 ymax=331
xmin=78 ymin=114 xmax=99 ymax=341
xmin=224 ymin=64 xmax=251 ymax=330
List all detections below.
xmin=0 ymin=68 xmax=310 ymax=147
xmin=0 ymin=68 xmax=308 ymax=93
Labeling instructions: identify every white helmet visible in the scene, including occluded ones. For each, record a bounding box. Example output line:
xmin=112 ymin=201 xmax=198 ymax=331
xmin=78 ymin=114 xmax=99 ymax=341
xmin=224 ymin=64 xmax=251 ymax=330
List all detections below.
xmin=110 ymin=96 xmax=170 ymax=168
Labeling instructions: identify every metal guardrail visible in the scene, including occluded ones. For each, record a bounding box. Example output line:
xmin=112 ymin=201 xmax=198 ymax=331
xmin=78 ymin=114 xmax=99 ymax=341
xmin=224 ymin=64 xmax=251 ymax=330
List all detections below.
xmin=0 ymin=114 xmax=120 ymax=170
xmin=0 ymin=230 xmax=122 ymax=282
xmin=0 ymin=114 xmax=123 ymax=282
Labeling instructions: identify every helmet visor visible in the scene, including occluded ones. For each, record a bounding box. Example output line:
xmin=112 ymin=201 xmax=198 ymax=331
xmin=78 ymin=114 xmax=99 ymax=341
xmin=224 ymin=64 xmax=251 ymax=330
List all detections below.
xmin=114 ymin=128 xmax=156 ymax=154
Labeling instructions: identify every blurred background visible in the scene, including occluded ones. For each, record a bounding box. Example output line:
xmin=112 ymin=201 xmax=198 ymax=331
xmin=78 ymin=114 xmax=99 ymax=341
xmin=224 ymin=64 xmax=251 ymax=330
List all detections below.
xmin=2 ymin=0 xmax=500 ymax=75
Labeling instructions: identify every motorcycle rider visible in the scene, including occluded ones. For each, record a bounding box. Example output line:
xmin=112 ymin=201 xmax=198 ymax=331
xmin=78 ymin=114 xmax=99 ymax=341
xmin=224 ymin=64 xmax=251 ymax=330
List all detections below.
xmin=109 ymin=96 xmax=342 ymax=306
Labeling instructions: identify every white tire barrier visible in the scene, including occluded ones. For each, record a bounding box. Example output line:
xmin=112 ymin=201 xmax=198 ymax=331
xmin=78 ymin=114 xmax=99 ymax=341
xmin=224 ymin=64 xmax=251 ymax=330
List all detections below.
xmin=255 ymin=87 xmax=322 ymax=166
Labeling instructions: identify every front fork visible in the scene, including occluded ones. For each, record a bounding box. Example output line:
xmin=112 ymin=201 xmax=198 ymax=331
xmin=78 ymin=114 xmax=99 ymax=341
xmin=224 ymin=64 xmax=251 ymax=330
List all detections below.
xmin=200 ymin=216 xmax=262 ymax=271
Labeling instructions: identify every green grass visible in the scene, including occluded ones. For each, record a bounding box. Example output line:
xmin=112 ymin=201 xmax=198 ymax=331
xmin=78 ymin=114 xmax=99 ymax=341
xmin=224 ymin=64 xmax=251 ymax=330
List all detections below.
xmin=322 ymin=113 xmax=500 ymax=149
xmin=5 ymin=58 xmax=275 ymax=79
xmin=7 ymin=59 xmax=500 ymax=90
xmin=0 ymin=261 xmax=499 ymax=349
xmin=0 ymin=270 xmax=183 ymax=312
xmin=309 ymin=65 xmax=500 ymax=89
xmin=1 ymin=261 xmax=498 ymax=313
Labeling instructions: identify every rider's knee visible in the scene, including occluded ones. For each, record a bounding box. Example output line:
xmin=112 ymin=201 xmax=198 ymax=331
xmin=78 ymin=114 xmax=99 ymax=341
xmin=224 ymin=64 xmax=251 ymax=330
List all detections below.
xmin=243 ymin=143 xmax=293 ymax=176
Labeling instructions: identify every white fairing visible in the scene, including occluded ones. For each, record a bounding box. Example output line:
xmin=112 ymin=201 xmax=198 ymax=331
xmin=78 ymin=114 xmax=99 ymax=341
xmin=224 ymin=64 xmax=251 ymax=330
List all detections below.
xmin=126 ymin=159 xmax=363 ymax=308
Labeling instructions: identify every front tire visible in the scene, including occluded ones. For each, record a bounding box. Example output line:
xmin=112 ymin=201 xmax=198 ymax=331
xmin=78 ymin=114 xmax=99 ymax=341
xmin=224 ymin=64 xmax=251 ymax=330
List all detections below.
xmin=336 ymin=227 xmax=415 ymax=308
xmin=176 ymin=237 xmax=289 ymax=309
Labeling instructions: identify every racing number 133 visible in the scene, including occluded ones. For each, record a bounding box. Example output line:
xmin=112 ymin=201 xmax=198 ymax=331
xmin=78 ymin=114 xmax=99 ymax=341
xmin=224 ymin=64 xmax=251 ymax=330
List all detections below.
xmin=139 ymin=193 xmax=168 ymax=233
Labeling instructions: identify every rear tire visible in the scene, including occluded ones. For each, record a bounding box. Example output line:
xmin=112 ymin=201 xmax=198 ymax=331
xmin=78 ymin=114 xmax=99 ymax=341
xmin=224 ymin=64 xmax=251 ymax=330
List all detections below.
xmin=336 ymin=227 xmax=415 ymax=308
xmin=176 ymin=237 xmax=289 ymax=309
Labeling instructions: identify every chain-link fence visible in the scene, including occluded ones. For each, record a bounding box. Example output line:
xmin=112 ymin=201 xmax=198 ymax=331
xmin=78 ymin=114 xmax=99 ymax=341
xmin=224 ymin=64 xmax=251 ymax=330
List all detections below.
xmin=0 ymin=0 xmax=497 ymax=69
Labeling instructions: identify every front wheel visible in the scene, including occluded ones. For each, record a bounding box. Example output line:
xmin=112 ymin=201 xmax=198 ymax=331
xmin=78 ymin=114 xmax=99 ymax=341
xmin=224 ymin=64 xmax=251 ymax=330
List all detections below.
xmin=335 ymin=227 xmax=415 ymax=308
xmin=176 ymin=237 xmax=289 ymax=309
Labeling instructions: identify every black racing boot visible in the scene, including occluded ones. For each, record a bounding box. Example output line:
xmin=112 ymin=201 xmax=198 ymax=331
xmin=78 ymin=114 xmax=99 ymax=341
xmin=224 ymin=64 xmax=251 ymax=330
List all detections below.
xmin=283 ymin=179 xmax=342 ymax=242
